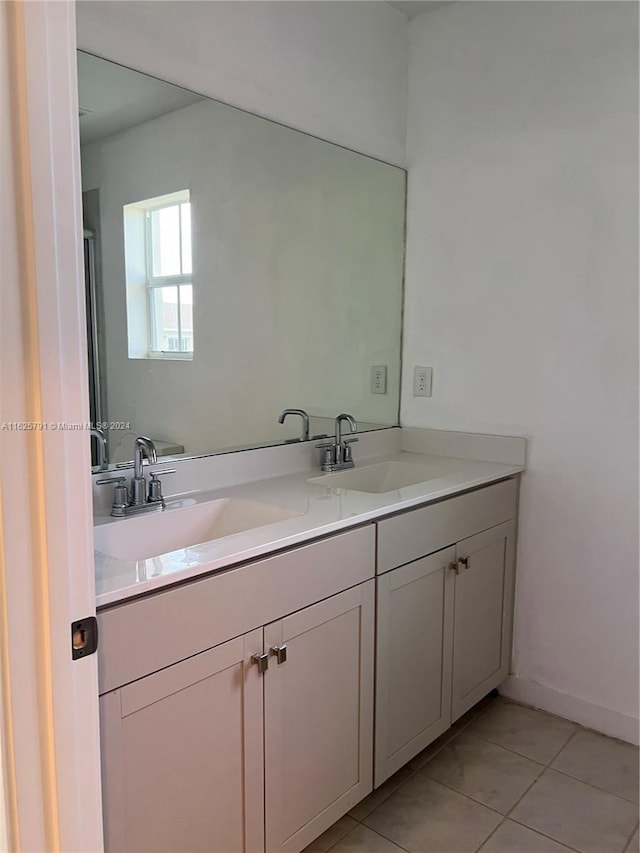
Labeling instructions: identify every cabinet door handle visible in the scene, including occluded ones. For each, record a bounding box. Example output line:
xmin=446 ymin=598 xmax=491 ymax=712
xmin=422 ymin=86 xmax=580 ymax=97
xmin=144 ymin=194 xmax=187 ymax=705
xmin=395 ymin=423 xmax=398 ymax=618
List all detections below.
xmin=251 ymin=653 xmax=269 ymax=674
xmin=458 ymin=556 xmax=470 ymax=570
xmin=269 ymin=644 xmax=287 ymax=664
xmin=448 ymin=562 xmax=459 ymax=575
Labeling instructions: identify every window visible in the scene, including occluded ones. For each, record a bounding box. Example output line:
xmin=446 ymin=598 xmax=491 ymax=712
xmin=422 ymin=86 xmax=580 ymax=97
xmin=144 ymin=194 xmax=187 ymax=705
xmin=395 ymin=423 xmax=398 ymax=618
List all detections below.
xmin=123 ymin=190 xmax=194 ymax=360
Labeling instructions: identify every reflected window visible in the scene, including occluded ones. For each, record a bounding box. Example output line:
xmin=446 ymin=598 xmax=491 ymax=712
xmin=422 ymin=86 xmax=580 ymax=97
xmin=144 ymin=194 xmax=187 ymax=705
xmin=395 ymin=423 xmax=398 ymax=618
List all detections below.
xmin=123 ymin=190 xmax=194 ymax=360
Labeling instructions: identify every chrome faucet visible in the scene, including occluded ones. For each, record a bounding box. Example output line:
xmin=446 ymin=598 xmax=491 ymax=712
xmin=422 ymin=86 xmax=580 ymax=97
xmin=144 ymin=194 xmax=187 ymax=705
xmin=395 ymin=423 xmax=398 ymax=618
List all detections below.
xmin=278 ymin=408 xmax=310 ymax=442
xmin=97 ymin=436 xmax=176 ymax=517
xmin=90 ymin=428 xmax=108 ymax=471
xmin=316 ymin=413 xmax=359 ymax=472
xmin=131 ymin=436 xmax=157 ymax=505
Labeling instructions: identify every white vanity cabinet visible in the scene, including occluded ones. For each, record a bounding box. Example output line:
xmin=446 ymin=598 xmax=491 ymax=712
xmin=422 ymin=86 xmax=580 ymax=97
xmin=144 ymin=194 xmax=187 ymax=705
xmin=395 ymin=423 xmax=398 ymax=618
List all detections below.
xmin=97 ymin=527 xmax=375 ymax=853
xmin=99 ymin=630 xmax=265 ymax=853
xmin=96 ymin=474 xmax=521 ymax=848
xmin=264 ymin=582 xmax=374 ymax=852
xmin=375 ymin=546 xmax=456 ymax=786
xmin=374 ymin=478 xmax=518 ymax=786
xmin=450 ymin=519 xmax=516 ymax=721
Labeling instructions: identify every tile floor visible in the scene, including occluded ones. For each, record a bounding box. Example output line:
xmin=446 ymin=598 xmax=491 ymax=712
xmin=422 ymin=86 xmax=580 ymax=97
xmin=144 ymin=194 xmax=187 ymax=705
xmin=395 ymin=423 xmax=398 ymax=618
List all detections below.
xmin=304 ymin=696 xmax=639 ymax=853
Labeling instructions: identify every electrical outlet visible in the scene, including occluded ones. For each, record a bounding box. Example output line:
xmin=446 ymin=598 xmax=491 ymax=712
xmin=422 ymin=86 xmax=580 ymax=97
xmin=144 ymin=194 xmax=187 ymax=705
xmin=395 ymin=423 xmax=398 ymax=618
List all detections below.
xmin=413 ymin=366 xmax=433 ymax=397
xmin=371 ymin=365 xmax=387 ymax=395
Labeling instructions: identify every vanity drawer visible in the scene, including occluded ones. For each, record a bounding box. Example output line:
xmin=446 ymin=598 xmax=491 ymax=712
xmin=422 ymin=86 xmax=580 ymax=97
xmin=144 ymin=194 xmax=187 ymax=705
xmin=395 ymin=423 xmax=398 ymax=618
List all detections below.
xmin=98 ymin=524 xmax=375 ymax=693
xmin=377 ymin=478 xmax=518 ymax=574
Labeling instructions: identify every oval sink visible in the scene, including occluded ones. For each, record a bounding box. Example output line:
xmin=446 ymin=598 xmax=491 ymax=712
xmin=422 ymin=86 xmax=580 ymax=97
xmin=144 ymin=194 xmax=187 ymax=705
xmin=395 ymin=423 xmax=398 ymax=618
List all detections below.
xmin=94 ymin=498 xmax=300 ymax=561
xmin=308 ymin=460 xmax=449 ymax=494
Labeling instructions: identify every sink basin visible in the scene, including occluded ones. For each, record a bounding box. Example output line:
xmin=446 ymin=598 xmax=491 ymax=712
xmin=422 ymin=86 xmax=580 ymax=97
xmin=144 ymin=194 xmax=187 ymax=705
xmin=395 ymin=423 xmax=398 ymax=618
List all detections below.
xmin=308 ymin=461 xmax=447 ymax=494
xmin=94 ymin=498 xmax=300 ymax=561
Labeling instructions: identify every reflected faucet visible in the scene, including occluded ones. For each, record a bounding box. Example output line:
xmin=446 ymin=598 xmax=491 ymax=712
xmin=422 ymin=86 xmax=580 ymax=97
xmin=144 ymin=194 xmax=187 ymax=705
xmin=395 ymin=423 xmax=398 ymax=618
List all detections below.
xmin=278 ymin=408 xmax=310 ymax=442
xmin=90 ymin=428 xmax=108 ymax=471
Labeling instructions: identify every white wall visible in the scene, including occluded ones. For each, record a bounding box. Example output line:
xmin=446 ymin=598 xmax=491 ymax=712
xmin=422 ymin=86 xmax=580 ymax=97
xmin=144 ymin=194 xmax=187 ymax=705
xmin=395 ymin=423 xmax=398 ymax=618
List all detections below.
xmin=76 ymin=0 xmax=408 ymax=166
xmin=403 ymin=1 xmax=639 ymax=741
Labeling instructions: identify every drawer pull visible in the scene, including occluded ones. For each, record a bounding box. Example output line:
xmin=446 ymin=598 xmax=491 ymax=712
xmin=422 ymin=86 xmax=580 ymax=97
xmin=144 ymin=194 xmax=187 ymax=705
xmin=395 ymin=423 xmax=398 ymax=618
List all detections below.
xmin=270 ymin=644 xmax=287 ymax=665
xmin=458 ymin=556 xmax=470 ymax=570
xmin=448 ymin=562 xmax=459 ymax=575
xmin=251 ymin=653 xmax=269 ymax=674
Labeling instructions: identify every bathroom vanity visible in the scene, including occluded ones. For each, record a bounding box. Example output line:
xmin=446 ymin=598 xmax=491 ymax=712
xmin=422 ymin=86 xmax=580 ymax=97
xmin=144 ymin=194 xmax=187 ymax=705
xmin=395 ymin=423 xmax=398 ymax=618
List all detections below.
xmin=79 ymin=50 xmax=524 ymax=851
xmin=93 ymin=431 xmax=523 ymax=853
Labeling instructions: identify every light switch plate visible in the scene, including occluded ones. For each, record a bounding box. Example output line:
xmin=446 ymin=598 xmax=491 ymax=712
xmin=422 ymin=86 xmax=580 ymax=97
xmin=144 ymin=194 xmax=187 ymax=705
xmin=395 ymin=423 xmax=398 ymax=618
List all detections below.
xmin=413 ymin=366 xmax=433 ymax=397
xmin=371 ymin=365 xmax=387 ymax=395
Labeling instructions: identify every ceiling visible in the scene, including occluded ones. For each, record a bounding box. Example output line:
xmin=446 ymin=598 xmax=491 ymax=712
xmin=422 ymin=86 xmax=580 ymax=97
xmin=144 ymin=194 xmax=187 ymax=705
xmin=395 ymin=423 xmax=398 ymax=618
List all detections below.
xmin=387 ymin=1 xmax=453 ymax=19
xmin=78 ymin=52 xmax=203 ymax=146
xmin=78 ymin=5 xmax=454 ymax=146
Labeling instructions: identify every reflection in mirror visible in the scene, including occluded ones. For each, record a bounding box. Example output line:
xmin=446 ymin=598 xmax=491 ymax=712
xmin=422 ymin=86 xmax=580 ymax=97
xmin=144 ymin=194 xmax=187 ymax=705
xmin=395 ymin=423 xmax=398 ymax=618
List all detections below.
xmin=78 ymin=52 xmax=406 ymax=470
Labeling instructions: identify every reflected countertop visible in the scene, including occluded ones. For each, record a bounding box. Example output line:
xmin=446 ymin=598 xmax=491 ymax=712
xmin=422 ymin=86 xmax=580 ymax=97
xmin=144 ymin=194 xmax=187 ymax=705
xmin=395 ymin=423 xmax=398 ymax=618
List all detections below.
xmin=95 ymin=451 xmax=524 ymax=608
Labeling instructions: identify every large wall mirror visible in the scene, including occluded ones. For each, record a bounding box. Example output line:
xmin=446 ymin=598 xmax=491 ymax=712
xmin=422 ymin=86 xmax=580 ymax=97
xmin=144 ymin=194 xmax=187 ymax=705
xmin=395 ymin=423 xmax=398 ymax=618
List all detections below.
xmin=78 ymin=52 xmax=406 ymax=470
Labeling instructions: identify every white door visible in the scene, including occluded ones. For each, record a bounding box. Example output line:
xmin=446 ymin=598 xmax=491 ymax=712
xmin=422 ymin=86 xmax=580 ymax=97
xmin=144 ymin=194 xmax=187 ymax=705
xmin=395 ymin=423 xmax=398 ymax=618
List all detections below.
xmin=264 ymin=582 xmax=374 ymax=853
xmin=451 ymin=520 xmax=516 ymax=721
xmin=1 ymin=2 xmax=104 ymax=848
xmin=100 ymin=629 xmax=264 ymax=853
xmin=375 ymin=546 xmax=456 ymax=786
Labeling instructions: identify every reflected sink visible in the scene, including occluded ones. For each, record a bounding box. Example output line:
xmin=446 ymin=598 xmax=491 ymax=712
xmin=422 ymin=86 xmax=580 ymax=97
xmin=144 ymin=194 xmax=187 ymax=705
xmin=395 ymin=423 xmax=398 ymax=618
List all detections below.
xmin=308 ymin=461 xmax=447 ymax=494
xmin=94 ymin=498 xmax=300 ymax=561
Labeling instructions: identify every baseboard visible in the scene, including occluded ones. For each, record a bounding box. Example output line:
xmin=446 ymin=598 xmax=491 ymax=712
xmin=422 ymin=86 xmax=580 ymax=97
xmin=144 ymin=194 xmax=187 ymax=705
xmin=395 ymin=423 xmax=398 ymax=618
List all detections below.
xmin=500 ymin=675 xmax=639 ymax=746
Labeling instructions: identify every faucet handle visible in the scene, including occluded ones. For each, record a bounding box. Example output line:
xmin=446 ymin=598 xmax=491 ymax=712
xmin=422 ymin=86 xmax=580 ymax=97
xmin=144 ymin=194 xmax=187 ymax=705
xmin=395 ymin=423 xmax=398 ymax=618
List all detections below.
xmin=96 ymin=477 xmax=129 ymax=514
xmin=148 ymin=469 xmax=176 ymax=503
xmin=149 ymin=468 xmax=177 ymax=476
xmin=343 ymin=436 xmax=359 ymax=463
xmin=96 ymin=476 xmax=127 ymax=486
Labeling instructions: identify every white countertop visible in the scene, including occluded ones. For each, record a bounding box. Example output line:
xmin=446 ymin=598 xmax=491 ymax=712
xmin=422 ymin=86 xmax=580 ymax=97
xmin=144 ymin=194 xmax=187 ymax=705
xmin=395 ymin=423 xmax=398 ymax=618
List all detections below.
xmin=95 ymin=450 xmax=524 ymax=608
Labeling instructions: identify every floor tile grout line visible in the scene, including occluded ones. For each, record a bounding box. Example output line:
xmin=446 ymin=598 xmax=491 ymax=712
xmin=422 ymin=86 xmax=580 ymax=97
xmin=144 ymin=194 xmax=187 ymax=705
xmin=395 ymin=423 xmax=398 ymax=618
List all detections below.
xmin=421 ymin=746 xmax=547 ymax=808
xmin=340 ymin=697 xmax=637 ymax=853
xmin=361 ymin=772 xmax=583 ymax=853
xmin=319 ymin=698 xmax=637 ymax=853
xmin=545 ymin=764 xmax=640 ymax=806
xmin=341 ymin=819 xmax=414 ymax=853
xmin=352 ymin=697 xmax=636 ymax=850
xmin=411 ymin=735 xmax=636 ymax=853
xmin=357 ymin=774 xmax=508 ymax=849
xmin=621 ymin=819 xmax=640 ymax=852
xmin=506 ymin=815 xmax=583 ymax=853
xmin=473 ymin=813 xmax=581 ymax=853
xmin=348 ymin=705 xmax=499 ymax=826
xmin=499 ymin=727 xmax=635 ymax=853
xmin=321 ymin=818 xmax=359 ymax=853
xmin=546 ymin=727 xmax=579 ymax=767
xmin=465 ymin=716 xmax=639 ymax=805
xmin=499 ymin=698 xmax=640 ymax=755
xmin=498 ymin=752 xmax=547 ymax=819
xmin=473 ymin=814 xmax=509 ymax=853
xmin=497 ymin=696 xmax=587 ymax=731
xmin=445 ymin=727 xmax=548 ymax=768
xmin=349 ymin=698 xmax=514 ymax=837
xmin=464 ymin=727 xmax=575 ymax=767
xmin=361 ymin=773 xmax=558 ymax=853
xmin=385 ymin=772 xmax=506 ymax=820
xmin=483 ymin=722 xmax=577 ymax=831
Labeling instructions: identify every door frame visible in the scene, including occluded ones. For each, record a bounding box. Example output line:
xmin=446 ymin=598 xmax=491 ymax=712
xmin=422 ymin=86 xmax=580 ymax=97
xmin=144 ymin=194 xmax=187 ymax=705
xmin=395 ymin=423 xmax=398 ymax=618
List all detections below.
xmin=1 ymin=1 xmax=103 ymax=849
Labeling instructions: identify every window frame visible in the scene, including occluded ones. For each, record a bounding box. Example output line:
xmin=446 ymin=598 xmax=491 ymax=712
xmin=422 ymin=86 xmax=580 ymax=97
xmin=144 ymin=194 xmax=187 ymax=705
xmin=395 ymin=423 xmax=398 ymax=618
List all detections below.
xmin=144 ymin=196 xmax=193 ymax=359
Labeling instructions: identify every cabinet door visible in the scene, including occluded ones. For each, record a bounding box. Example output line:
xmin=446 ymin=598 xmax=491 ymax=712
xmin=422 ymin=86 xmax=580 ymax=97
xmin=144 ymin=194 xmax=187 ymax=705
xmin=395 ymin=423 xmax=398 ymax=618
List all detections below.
xmin=375 ymin=547 xmax=456 ymax=786
xmin=451 ymin=520 xmax=516 ymax=721
xmin=100 ymin=629 xmax=264 ymax=853
xmin=264 ymin=582 xmax=374 ymax=853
